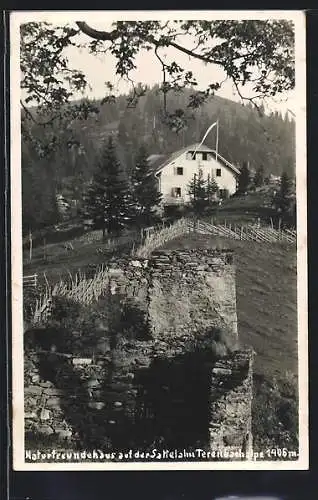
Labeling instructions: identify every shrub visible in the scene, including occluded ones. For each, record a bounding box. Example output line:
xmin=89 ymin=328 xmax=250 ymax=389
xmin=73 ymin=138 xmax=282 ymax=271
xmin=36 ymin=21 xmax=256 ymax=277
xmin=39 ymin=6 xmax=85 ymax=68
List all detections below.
xmin=252 ymin=371 xmax=299 ymax=454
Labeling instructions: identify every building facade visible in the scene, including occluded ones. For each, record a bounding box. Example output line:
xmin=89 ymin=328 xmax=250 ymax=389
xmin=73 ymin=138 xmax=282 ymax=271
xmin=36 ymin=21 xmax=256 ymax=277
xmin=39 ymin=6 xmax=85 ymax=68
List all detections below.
xmin=148 ymin=143 xmax=240 ymax=206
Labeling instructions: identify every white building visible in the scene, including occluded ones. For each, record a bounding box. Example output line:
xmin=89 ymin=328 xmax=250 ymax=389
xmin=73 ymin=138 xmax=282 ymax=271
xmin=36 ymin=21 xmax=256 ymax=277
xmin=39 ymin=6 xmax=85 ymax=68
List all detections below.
xmin=148 ymin=143 xmax=240 ymax=206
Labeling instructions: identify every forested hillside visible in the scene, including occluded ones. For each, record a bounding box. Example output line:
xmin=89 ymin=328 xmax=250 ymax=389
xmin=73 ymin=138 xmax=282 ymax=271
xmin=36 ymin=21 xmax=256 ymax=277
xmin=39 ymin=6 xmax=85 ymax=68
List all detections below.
xmin=21 ymin=85 xmax=295 ymax=232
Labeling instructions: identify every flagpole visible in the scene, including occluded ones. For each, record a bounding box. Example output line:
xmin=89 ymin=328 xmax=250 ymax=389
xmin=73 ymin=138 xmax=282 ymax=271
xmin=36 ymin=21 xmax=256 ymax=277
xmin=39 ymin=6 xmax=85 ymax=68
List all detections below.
xmin=215 ymin=120 xmax=219 ymax=162
xmin=191 ymin=121 xmax=218 ymax=160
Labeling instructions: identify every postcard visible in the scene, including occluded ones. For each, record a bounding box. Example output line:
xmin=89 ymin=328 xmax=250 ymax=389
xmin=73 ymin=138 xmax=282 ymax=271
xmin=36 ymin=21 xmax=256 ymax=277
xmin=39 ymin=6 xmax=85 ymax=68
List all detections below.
xmin=11 ymin=9 xmax=308 ymax=470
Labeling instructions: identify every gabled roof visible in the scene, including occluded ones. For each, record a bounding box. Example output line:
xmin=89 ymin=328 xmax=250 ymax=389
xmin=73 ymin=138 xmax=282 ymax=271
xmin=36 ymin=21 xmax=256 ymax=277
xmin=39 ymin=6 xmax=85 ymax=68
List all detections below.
xmin=147 ymin=143 xmax=240 ymax=176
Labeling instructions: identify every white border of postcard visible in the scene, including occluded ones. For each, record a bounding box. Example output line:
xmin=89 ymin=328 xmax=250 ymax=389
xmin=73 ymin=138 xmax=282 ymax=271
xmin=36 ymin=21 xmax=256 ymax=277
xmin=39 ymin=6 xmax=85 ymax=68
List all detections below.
xmin=11 ymin=9 xmax=308 ymax=470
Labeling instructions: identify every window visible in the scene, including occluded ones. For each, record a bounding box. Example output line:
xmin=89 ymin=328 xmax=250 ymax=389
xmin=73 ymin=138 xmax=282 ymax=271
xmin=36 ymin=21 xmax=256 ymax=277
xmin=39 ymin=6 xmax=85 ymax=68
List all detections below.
xmin=186 ymin=151 xmax=196 ymax=160
xmin=216 ymin=168 xmax=222 ymax=177
xmin=172 ymin=187 xmax=182 ymax=197
xmin=177 ymin=167 xmax=183 ymax=175
xmin=202 ymin=152 xmax=208 ymax=161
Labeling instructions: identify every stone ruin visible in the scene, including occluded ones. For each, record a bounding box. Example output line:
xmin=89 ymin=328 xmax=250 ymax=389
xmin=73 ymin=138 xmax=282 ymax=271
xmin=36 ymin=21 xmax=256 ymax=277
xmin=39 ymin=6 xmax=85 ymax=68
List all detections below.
xmin=24 ymin=248 xmax=254 ymax=461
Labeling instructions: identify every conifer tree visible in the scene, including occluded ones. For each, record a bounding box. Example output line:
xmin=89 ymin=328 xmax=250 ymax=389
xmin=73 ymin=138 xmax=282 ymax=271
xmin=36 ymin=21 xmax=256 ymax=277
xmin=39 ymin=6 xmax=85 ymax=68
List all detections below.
xmin=206 ymin=174 xmax=219 ymax=204
xmin=188 ymin=168 xmax=208 ymax=215
xmin=273 ymin=171 xmax=294 ymax=223
xmin=131 ymin=145 xmax=162 ymax=226
xmin=238 ymin=161 xmax=251 ymax=194
xmin=83 ymin=136 xmax=134 ymax=238
xmin=254 ymin=165 xmax=265 ymax=188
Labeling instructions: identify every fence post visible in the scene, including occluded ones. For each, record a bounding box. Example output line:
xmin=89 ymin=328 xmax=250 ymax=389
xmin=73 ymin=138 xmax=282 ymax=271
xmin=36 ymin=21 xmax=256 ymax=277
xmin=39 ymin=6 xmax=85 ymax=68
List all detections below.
xmin=29 ymin=229 xmax=33 ymax=263
xmin=240 ymin=226 xmax=243 ymax=241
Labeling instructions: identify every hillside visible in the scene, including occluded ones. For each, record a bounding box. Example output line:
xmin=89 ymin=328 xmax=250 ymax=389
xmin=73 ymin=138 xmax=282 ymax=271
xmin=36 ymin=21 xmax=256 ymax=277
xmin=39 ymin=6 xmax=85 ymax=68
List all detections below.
xmin=22 ymin=86 xmax=295 ymax=232
xmin=161 ymin=232 xmax=297 ymax=378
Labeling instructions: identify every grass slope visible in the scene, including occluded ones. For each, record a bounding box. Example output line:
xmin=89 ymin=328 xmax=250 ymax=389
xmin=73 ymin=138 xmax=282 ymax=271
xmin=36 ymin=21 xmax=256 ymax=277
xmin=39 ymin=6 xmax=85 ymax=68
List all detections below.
xmin=161 ymin=233 xmax=297 ymax=378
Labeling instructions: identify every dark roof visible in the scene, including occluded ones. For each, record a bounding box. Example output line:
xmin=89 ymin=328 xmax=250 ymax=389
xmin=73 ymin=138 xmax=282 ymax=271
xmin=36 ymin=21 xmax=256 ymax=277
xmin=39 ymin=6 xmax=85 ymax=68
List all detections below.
xmin=147 ymin=143 xmax=240 ymax=176
xmin=147 ymin=154 xmax=168 ymax=174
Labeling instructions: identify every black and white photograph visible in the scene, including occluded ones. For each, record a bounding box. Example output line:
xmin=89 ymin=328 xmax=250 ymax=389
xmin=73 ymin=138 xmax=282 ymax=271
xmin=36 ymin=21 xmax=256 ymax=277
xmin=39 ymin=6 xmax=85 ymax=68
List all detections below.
xmin=11 ymin=10 xmax=307 ymax=470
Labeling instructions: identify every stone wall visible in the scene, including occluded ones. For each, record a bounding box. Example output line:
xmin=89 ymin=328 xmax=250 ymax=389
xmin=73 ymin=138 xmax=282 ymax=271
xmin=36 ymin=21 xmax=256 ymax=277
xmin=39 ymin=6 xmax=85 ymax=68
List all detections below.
xmin=209 ymin=348 xmax=254 ymax=459
xmin=147 ymin=249 xmax=238 ymax=343
xmin=25 ymin=346 xmax=254 ymax=457
xmin=103 ymin=248 xmax=238 ymax=345
xmin=24 ymin=248 xmax=253 ymax=459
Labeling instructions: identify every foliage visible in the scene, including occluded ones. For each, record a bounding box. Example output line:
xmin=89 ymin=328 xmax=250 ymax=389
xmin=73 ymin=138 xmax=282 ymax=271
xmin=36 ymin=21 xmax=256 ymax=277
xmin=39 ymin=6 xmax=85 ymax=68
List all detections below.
xmin=238 ymin=161 xmax=251 ymax=194
xmin=272 ymin=171 xmax=295 ymax=225
xmin=131 ymin=145 xmax=162 ymax=226
xmin=206 ymin=174 xmax=219 ymax=204
xmin=20 ymin=22 xmax=99 ymax=155
xmin=83 ymin=136 xmax=135 ymax=237
xmin=253 ymin=165 xmax=265 ymax=188
xmin=20 ymin=19 xmax=295 ymax=163
xmin=188 ymin=169 xmax=209 ymax=214
xmin=253 ymin=371 xmax=298 ymax=454
xmin=21 ymin=20 xmax=295 ymax=132
xmin=22 ymin=142 xmax=60 ymax=231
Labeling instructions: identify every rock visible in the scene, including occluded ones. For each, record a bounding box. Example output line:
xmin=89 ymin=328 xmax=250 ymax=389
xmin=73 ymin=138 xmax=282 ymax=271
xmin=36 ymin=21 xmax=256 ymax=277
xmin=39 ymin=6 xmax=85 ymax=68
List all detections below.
xmin=40 ymin=408 xmax=51 ymax=421
xmin=38 ymin=425 xmax=54 ymax=435
xmin=130 ymin=260 xmax=143 ymax=267
xmin=43 ymin=388 xmax=64 ymax=397
xmin=24 ymin=396 xmax=39 ymax=407
xmin=212 ymin=367 xmax=233 ymax=376
xmin=56 ymin=429 xmax=73 ymax=440
xmin=40 ymin=381 xmax=55 ymax=388
xmin=25 ymin=411 xmax=37 ymax=419
xmin=25 ymin=385 xmax=43 ymax=396
xmin=108 ymin=268 xmax=124 ymax=275
xmin=46 ymin=397 xmax=61 ymax=408
xmin=72 ymin=358 xmax=93 ymax=366
xmin=31 ymin=374 xmax=40 ymax=383
xmin=85 ymin=377 xmax=101 ymax=389
xmin=88 ymin=401 xmax=105 ymax=410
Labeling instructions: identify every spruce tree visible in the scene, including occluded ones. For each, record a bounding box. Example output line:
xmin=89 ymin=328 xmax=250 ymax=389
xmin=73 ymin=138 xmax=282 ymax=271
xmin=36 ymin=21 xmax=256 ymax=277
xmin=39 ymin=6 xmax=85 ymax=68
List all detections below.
xmin=83 ymin=136 xmax=134 ymax=238
xmin=238 ymin=161 xmax=250 ymax=194
xmin=254 ymin=165 xmax=265 ymax=188
xmin=206 ymin=174 xmax=219 ymax=204
xmin=273 ymin=171 xmax=294 ymax=222
xmin=131 ymin=145 xmax=162 ymax=226
xmin=188 ymin=168 xmax=208 ymax=215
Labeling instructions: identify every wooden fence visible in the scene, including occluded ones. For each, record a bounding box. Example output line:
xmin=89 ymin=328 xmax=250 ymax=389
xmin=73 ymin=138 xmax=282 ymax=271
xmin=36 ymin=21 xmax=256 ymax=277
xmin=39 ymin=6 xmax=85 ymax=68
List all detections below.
xmin=197 ymin=220 xmax=296 ymax=244
xmin=25 ymin=217 xmax=296 ymax=325
xmin=23 ymin=274 xmax=38 ymax=288
xmin=134 ymin=218 xmax=192 ymax=257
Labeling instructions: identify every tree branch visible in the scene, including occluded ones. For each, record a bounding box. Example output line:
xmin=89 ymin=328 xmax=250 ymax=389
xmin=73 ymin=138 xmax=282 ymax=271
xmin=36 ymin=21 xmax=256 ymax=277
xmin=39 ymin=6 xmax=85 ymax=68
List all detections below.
xmin=76 ymin=21 xmax=224 ymax=67
xmin=20 ymin=100 xmax=60 ymax=126
xmin=76 ymin=21 xmax=118 ymax=41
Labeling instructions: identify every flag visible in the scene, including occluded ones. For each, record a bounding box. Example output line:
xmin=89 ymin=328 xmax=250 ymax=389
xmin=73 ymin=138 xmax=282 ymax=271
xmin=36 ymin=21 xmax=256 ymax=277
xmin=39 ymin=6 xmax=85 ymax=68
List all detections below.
xmin=192 ymin=121 xmax=218 ymax=159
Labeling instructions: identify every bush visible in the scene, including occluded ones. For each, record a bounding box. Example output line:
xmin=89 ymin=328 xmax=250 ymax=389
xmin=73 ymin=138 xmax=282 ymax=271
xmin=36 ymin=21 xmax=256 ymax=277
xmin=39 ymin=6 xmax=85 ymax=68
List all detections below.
xmin=252 ymin=371 xmax=298 ymax=454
